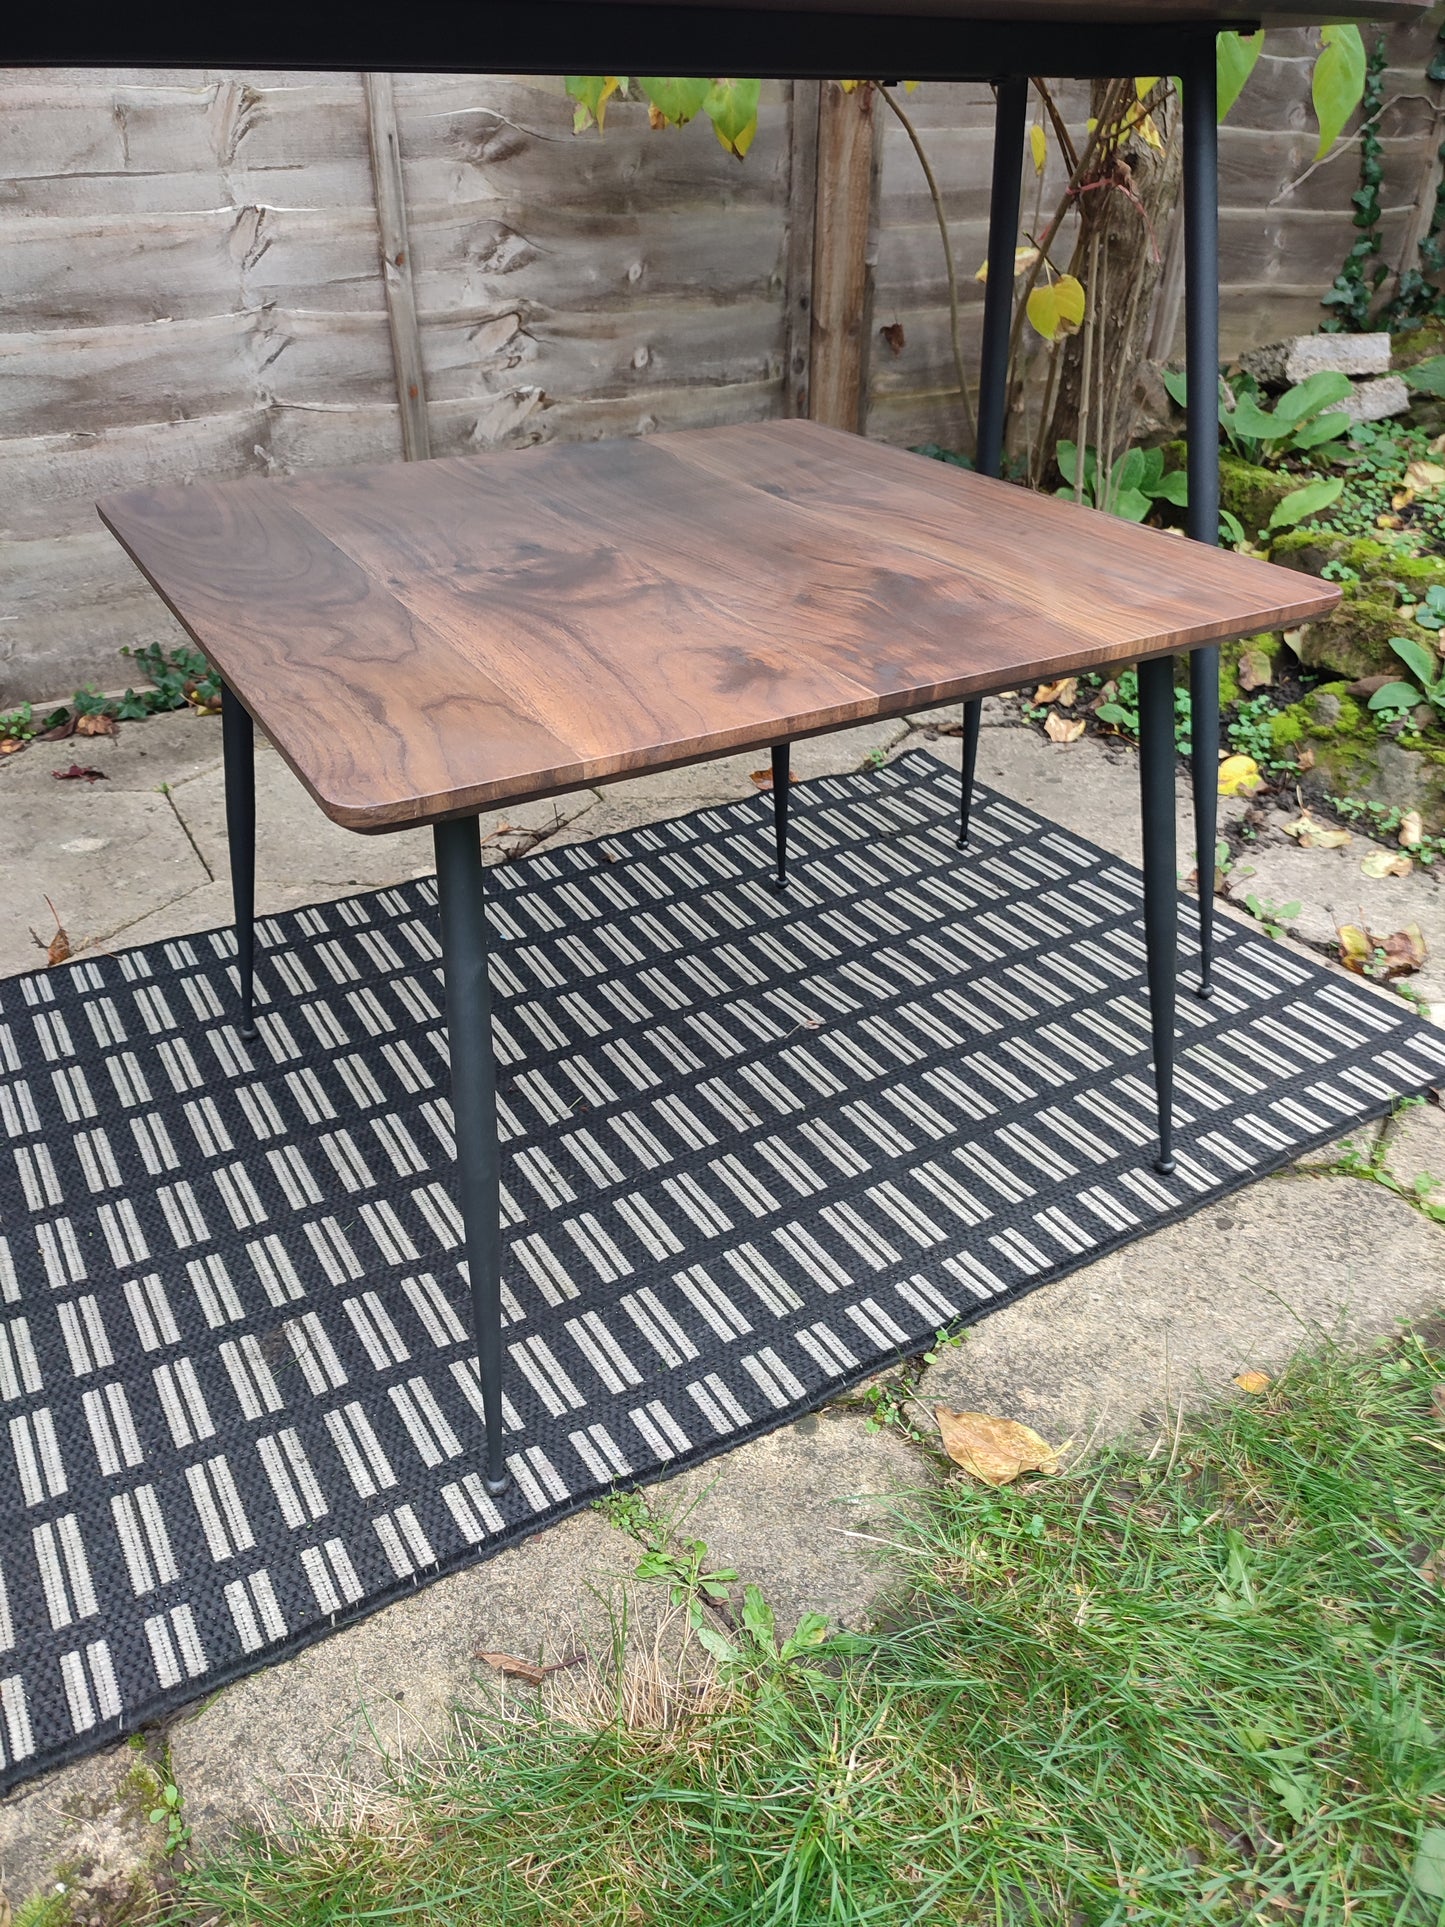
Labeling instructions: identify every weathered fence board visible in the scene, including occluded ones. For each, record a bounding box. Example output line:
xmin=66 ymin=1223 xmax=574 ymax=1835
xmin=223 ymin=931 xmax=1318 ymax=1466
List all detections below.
xmin=2 ymin=40 xmax=1442 ymax=704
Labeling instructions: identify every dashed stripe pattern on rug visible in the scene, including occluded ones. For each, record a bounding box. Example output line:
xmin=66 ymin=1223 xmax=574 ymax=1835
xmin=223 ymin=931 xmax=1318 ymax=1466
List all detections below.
xmin=0 ymin=751 xmax=1441 ymax=1790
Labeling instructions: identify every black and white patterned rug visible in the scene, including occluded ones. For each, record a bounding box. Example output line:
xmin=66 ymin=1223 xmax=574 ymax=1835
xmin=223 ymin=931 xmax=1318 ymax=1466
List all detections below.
xmin=0 ymin=750 xmax=1441 ymax=1790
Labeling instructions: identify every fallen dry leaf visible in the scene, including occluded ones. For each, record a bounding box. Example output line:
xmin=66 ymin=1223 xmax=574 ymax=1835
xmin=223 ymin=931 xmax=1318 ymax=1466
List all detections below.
xmin=31 ymin=894 xmax=72 ymax=968
xmin=936 ymin=1408 xmax=1062 ymax=1484
xmin=1035 ymin=676 xmax=1078 ymax=706
xmin=474 ymin=1650 xmax=547 ymax=1686
xmin=1043 ymin=712 xmax=1086 ymax=744
xmin=1218 ymin=754 xmax=1263 ymax=798
xmin=1237 ymin=647 xmax=1274 ymax=692
xmin=0 ymin=739 xmax=24 ymax=756
xmin=74 ymin=710 xmax=116 ymax=738
xmin=1422 ymin=1548 xmax=1444 ymax=1590
xmin=51 ymin=764 xmax=108 ymax=782
xmin=1430 ymin=1383 xmax=1445 ymax=1424
xmin=1337 ymin=922 xmax=1427 ymax=978
xmin=1282 ymin=811 xmax=1351 ymax=851
xmin=1400 ymin=810 xmax=1424 ymax=849
xmin=1362 ymin=846 xmax=1413 ymax=879
xmin=1296 ymin=744 xmax=1316 ymax=772
xmin=1404 ymin=459 xmax=1445 ymax=496
xmin=749 ymin=768 xmax=795 ymax=790
xmin=879 ymin=320 xmax=906 ymax=356
xmin=1234 ymin=1371 xmax=1272 ymax=1395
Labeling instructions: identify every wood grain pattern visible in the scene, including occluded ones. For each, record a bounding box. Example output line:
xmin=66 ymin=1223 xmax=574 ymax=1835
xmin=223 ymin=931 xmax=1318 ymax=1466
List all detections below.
xmin=99 ymin=418 xmax=1338 ymax=833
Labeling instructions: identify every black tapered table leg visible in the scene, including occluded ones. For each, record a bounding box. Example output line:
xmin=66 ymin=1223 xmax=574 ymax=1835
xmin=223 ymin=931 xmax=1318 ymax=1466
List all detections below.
xmin=221 ymin=684 xmax=258 ymax=1044
xmin=433 ymin=817 xmax=510 ymax=1494
xmin=770 ymin=741 xmax=790 ymax=889
xmin=1137 ymin=655 xmax=1177 ymax=1177
xmin=958 ymin=698 xmax=981 ymax=848
xmin=958 ymin=72 xmax=1029 ymax=851
xmin=1183 ymin=37 xmax=1221 ymax=998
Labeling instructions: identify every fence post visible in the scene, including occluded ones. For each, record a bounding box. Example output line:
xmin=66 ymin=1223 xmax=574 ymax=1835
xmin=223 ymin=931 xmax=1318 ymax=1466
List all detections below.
xmin=784 ymin=80 xmax=821 ymax=419
xmin=364 ymin=72 xmax=431 ymax=461
xmin=809 ymin=80 xmax=884 ymax=432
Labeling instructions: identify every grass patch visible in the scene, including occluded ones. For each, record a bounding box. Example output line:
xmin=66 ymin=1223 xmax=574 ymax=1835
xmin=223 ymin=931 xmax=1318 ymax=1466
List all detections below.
xmin=174 ymin=1327 xmax=1445 ymax=1925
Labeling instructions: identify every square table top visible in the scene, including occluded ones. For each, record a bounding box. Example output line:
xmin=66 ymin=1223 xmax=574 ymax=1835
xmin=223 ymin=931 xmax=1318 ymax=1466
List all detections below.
xmin=100 ymin=420 xmax=1337 ymax=834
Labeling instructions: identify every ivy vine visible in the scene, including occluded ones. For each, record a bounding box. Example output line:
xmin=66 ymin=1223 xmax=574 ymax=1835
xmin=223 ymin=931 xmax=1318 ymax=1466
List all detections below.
xmin=1324 ymin=21 xmax=1445 ymax=331
xmin=1321 ymin=31 xmax=1389 ymax=331
xmin=1385 ymin=18 xmax=1445 ymax=324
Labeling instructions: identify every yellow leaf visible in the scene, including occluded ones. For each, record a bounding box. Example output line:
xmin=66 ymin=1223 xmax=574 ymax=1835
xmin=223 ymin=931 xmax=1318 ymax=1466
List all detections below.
xmin=1044 ymin=712 xmax=1086 ymax=744
xmin=1030 ymin=122 xmax=1048 ymax=175
xmin=839 ymin=78 xmax=862 ymax=92
xmin=1034 ymin=676 xmax=1078 ymax=706
xmin=1362 ymin=847 xmax=1413 ymax=878
xmin=1135 ymin=75 xmax=1161 ymax=98
xmin=1400 ymin=810 xmax=1424 ymax=848
xmin=1217 ymin=754 xmax=1262 ymax=797
xmin=935 ymin=1409 xmax=1062 ymax=1484
xmin=1281 ymin=811 xmax=1351 ymax=850
xmin=1337 ymin=923 xmax=1372 ymax=972
xmin=1404 ymin=460 xmax=1445 ymax=495
xmin=1138 ymin=111 xmax=1164 ymax=152
xmin=903 ymin=79 xmax=919 ymax=92
xmin=1234 ymin=1371 xmax=1271 ymax=1395
xmin=975 ymin=245 xmax=1040 ymax=284
xmin=1026 ymin=273 xmax=1085 ymax=341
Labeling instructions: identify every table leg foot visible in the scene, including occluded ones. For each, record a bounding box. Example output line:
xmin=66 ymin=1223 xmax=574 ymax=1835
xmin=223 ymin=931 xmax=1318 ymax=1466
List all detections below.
xmin=1138 ymin=655 xmax=1177 ymax=1176
xmin=771 ymin=742 xmax=790 ymax=889
xmin=433 ymin=815 xmax=510 ymax=1494
xmin=957 ymin=697 xmax=982 ymax=848
xmin=221 ymin=684 xmax=258 ymax=1045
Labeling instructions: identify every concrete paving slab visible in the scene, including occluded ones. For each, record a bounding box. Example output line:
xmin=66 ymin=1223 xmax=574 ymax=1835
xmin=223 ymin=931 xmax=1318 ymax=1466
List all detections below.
xmin=171 ymin=741 xmax=599 ymax=893
xmin=0 ymin=709 xmax=225 ymax=794
xmin=0 ymin=788 xmax=208 ymax=977
xmin=0 ymin=1738 xmax=168 ymax=1921
xmin=1380 ymin=1094 xmax=1445 ymax=1189
xmin=1221 ymin=831 xmax=1445 ymax=1021
xmin=917 ymin=1173 xmax=1443 ymax=1450
xmin=908 ymin=723 xmax=1252 ymax=870
xmin=574 ymin=719 xmax=913 ymax=818
xmin=638 ymin=1409 xmax=925 ymax=1634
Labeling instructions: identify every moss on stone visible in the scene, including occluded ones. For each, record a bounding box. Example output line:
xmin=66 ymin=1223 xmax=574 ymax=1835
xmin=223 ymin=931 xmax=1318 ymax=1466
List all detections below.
xmin=1218 ymin=453 xmax=1295 ymax=536
xmin=1293 ymin=590 xmax=1413 ymax=682
xmin=1269 ymin=710 xmax=1305 ymax=750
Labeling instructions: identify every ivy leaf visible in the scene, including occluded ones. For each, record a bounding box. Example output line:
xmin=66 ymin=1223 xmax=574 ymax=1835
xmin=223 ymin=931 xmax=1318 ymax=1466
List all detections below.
xmin=1030 ymin=122 xmax=1048 ymax=175
xmin=1313 ymin=25 xmax=1366 ymax=160
xmin=1268 ymin=475 xmax=1344 ymax=530
xmin=566 ymin=75 xmax=624 ymax=134
xmin=1026 ymin=273 xmax=1085 ymax=341
xmin=704 ymin=78 xmax=761 ymax=158
xmin=1217 ymin=31 xmax=1264 ymax=121
xmin=638 ymin=77 xmax=711 ymax=127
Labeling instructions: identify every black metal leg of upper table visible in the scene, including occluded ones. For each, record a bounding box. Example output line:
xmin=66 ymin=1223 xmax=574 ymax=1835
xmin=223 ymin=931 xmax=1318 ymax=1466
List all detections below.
xmin=960 ymin=71 xmax=1028 ymax=849
xmin=1137 ymin=654 xmax=1178 ymax=1175
xmin=1183 ymin=36 xmax=1221 ymax=999
xmin=433 ymin=816 xmax=510 ymax=1494
xmin=221 ymin=683 xmax=258 ymax=1045
xmin=770 ymin=741 xmax=791 ymax=888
